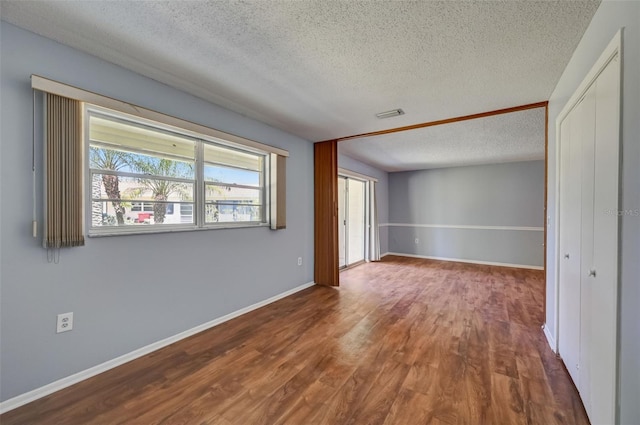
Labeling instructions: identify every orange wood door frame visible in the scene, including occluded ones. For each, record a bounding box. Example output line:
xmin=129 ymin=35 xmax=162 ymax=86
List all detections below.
xmin=320 ymin=101 xmax=548 ymax=143
xmin=314 ymin=140 xmax=339 ymax=286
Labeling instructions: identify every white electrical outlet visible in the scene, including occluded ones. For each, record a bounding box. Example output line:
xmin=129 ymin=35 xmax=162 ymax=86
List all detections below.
xmin=415 ymin=238 xmax=419 ymax=244
xmin=56 ymin=312 xmax=73 ymax=333
xmin=297 ymin=257 xmax=303 ymax=266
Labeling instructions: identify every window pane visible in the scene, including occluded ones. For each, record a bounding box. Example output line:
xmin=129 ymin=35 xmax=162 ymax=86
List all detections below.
xmin=90 ymin=146 xmax=195 ymax=179
xmin=203 ymin=143 xmax=263 ymax=171
xmin=90 ymin=114 xmax=196 ymax=161
xmin=91 ymin=173 xmax=194 ymax=226
xmin=204 ymin=164 xmax=260 ymax=187
xmin=204 ymin=183 xmax=263 ymax=223
xmin=91 ymin=201 xmax=194 ymax=226
xmin=206 ymin=203 xmax=262 ymax=223
xmin=91 ymin=174 xmax=194 ymax=202
xmin=205 ymin=184 xmax=261 ymax=204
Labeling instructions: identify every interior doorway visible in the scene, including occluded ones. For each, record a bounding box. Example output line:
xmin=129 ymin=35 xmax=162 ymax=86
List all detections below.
xmin=338 ymin=176 xmax=366 ymax=268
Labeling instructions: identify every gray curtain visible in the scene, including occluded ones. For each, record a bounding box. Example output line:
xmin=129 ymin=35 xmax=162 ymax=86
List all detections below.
xmin=44 ymin=93 xmax=85 ymax=248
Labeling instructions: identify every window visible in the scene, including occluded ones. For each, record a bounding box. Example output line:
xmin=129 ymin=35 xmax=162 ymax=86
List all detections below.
xmin=31 ymin=75 xmax=287 ymax=239
xmin=179 ymin=203 xmax=193 ymax=224
xmin=131 ymin=202 xmax=155 ymax=212
xmin=87 ymin=107 xmax=268 ymax=235
xmin=203 ymin=143 xmax=264 ymax=224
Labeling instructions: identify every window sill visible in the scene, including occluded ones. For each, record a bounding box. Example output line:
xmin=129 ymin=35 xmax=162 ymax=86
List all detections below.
xmin=88 ymin=222 xmax=270 ymax=238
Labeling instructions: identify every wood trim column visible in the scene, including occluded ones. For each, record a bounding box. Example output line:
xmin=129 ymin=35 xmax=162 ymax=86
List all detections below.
xmin=314 ymin=140 xmax=339 ymax=286
xmin=544 ymin=105 xmax=549 ymax=274
xmin=543 ymin=104 xmax=549 ymax=318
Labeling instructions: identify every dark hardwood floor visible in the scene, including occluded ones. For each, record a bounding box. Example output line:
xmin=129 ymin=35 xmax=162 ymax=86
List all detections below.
xmin=1 ymin=256 xmax=589 ymax=425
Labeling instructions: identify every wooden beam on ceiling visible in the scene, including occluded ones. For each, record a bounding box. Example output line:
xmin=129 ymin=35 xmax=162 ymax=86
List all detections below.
xmin=321 ymin=101 xmax=549 ymax=143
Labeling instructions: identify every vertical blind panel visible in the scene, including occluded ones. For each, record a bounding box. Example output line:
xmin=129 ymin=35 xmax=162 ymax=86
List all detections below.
xmin=45 ymin=93 xmax=85 ymax=248
xmin=270 ymin=154 xmax=286 ymax=230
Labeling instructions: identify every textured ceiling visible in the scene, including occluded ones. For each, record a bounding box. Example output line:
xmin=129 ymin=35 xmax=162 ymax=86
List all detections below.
xmin=1 ymin=1 xmax=599 ymax=170
xmin=339 ymin=107 xmax=546 ymax=172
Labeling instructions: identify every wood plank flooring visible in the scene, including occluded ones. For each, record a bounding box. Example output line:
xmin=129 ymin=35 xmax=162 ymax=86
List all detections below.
xmin=1 ymin=256 xmax=589 ymax=425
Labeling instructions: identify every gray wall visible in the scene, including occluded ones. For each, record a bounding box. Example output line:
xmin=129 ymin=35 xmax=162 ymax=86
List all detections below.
xmin=338 ymin=153 xmax=389 ymax=255
xmin=545 ymin=2 xmax=640 ymax=423
xmin=0 ymin=22 xmax=314 ymax=402
xmin=388 ymin=161 xmax=545 ymax=267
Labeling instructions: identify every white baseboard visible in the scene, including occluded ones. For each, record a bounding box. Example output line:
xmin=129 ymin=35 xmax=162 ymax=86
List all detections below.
xmin=380 ymin=252 xmax=391 ymax=258
xmin=384 ymin=252 xmax=544 ymax=270
xmin=542 ymin=323 xmax=557 ymax=353
xmin=0 ymin=281 xmax=316 ymax=414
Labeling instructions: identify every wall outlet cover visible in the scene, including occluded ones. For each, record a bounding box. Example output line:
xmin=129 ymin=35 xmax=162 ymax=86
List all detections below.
xmin=56 ymin=312 xmax=73 ymax=333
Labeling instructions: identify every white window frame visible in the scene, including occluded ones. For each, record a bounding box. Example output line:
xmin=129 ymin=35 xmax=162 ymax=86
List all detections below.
xmin=85 ymin=105 xmax=270 ymax=236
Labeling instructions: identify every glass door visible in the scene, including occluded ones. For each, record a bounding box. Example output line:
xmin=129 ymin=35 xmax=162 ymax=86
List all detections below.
xmin=338 ymin=176 xmax=366 ymax=269
xmin=338 ymin=176 xmax=347 ymax=268
xmin=347 ymin=179 xmax=365 ymax=264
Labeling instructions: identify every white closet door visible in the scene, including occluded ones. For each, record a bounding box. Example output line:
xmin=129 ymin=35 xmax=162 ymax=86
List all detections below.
xmin=558 ymin=108 xmax=582 ymax=387
xmin=588 ymin=56 xmax=620 ymax=425
xmin=578 ymin=84 xmax=597 ymax=413
xmin=556 ymin=32 xmax=621 ymax=425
